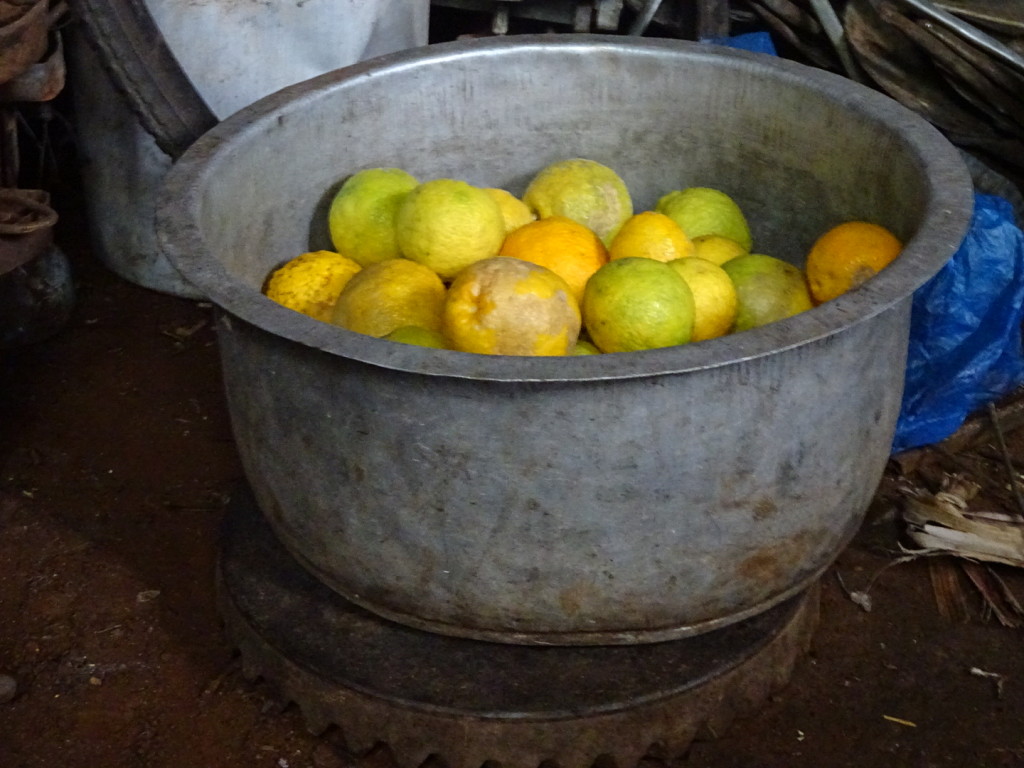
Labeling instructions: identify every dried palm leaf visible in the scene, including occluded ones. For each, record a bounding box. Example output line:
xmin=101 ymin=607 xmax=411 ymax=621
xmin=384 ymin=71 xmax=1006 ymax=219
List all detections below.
xmin=900 ymin=474 xmax=1024 ymax=568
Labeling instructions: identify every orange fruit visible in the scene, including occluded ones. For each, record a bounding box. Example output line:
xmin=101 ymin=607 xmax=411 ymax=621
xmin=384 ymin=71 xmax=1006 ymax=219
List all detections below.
xmin=498 ymin=215 xmax=608 ymax=303
xmin=331 ymin=258 xmax=446 ymax=337
xmin=609 ymin=211 xmax=695 ymax=263
xmin=443 ymin=257 xmax=581 ymax=356
xmin=805 ymin=221 xmax=902 ymax=303
xmin=264 ymin=250 xmax=362 ymax=322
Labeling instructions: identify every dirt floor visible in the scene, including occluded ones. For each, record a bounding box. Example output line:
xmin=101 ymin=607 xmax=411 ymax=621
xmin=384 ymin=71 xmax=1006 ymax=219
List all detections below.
xmin=1 ymin=172 xmax=1022 ymax=768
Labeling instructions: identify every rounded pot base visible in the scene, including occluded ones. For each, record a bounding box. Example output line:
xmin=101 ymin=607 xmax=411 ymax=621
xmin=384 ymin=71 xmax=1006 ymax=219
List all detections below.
xmin=217 ymin=485 xmax=820 ymax=768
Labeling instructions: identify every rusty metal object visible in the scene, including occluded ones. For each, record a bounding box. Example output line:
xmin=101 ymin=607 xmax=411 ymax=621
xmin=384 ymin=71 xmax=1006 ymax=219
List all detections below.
xmin=0 ymin=188 xmax=57 ymax=274
xmin=217 ymin=487 xmax=820 ymax=768
xmin=0 ymin=188 xmax=72 ymax=349
xmin=0 ymin=242 xmax=74 ymax=348
xmin=0 ymin=0 xmax=49 ymax=85
xmin=0 ymin=30 xmax=65 ymax=103
xmin=0 ymin=0 xmax=40 ymax=25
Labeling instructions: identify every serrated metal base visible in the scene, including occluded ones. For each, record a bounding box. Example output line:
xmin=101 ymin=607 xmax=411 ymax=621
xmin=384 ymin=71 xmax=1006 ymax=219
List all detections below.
xmin=217 ymin=487 xmax=819 ymax=768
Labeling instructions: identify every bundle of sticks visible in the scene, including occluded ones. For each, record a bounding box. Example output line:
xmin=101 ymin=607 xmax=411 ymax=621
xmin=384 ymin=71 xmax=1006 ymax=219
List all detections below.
xmin=741 ymin=0 xmax=1024 ymax=188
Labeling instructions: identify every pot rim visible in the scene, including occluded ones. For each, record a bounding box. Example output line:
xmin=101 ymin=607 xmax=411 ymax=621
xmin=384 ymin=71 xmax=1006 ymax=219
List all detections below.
xmin=157 ymin=34 xmax=974 ymax=383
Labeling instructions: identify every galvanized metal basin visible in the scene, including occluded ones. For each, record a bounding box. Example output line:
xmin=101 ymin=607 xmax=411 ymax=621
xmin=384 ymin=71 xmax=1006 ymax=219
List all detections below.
xmin=157 ymin=35 xmax=972 ymax=645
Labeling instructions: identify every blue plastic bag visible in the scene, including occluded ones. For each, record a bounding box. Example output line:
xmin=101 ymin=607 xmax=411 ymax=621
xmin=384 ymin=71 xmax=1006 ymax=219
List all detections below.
xmin=705 ymin=31 xmax=778 ymax=56
xmin=892 ymin=193 xmax=1024 ymax=453
xmin=706 ymin=33 xmax=1024 ymax=453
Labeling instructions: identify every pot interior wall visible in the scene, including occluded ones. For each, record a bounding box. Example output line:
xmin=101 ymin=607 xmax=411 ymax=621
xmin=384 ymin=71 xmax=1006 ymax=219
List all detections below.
xmin=195 ymin=40 xmax=933 ymax=292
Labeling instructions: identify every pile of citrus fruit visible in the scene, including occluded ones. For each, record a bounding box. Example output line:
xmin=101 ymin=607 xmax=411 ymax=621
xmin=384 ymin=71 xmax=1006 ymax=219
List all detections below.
xmin=263 ymin=158 xmax=903 ymax=356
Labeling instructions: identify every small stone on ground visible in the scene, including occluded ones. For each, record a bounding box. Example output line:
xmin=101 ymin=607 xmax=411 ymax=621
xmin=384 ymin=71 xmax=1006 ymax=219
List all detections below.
xmin=0 ymin=674 xmax=18 ymax=704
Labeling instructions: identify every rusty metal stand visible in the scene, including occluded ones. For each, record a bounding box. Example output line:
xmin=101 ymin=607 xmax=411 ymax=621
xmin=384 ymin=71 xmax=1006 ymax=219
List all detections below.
xmin=0 ymin=11 xmax=74 ymax=348
xmin=217 ymin=484 xmax=819 ymax=768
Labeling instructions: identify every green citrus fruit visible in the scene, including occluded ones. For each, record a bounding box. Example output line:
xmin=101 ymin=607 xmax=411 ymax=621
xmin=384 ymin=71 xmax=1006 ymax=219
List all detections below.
xmin=395 ymin=179 xmax=506 ymax=280
xmin=522 ymin=158 xmax=633 ymax=245
xmin=720 ymin=253 xmax=813 ymax=332
xmin=582 ymin=257 xmax=695 ymax=353
xmin=655 ymin=187 xmax=753 ymax=251
xmin=570 ymin=340 xmax=602 ymax=355
xmin=327 ymin=168 xmax=418 ymax=266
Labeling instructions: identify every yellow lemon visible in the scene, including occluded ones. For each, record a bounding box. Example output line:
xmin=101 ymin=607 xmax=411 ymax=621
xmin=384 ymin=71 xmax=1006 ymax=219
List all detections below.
xmin=721 ymin=253 xmax=813 ymax=332
xmin=609 ymin=211 xmax=695 ymax=263
xmin=263 ymin=250 xmax=362 ymax=322
xmin=690 ymin=234 xmax=748 ymax=266
xmin=327 ymin=167 xmax=418 ymax=266
xmin=656 ymin=187 xmax=753 ymax=251
xmin=498 ymin=215 xmax=608 ymax=304
xmin=522 ymin=158 xmax=633 ymax=245
xmin=382 ymin=325 xmax=450 ymax=349
xmin=582 ymin=257 xmax=695 ymax=353
xmin=484 ymin=188 xmax=536 ymax=233
xmin=805 ymin=221 xmax=902 ymax=303
xmin=570 ymin=340 xmax=602 ymax=355
xmin=667 ymin=257 xmax=738 ymax=342
xmin=331 ymin=258 xmax=446 ymax=337
xmin=443 ymin=257 xmax=581 ymax=356
xmin=395 ymin=179 xmax=506 ymax=280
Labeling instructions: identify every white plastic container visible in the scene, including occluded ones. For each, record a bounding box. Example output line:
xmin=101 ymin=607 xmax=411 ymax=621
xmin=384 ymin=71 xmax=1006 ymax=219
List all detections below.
xmin=68 ymin=0 xmax=429 ymax=297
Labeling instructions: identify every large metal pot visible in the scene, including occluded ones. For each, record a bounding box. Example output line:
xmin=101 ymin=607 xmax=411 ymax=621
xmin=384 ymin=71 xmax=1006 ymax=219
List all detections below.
xmin=157 ymin=36 xmax=972 ymax=645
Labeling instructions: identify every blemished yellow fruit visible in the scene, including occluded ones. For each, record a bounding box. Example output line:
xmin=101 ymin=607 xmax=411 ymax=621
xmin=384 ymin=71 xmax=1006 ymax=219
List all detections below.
xmin=522 ymin=158 xmax=633 ymax=245
xmin=327 ymin=167 xmax=418 ymax=266
xmin=396 ymin=179 xmax=507 ymax=280
xmin=721 ymin=253 xmax=813 ymax=332
xmin=443 ymin=257 xmax=581 ymax=356
xmin=382 ymin=325 xmax=450 ymax=349
xmin=690 ymin=234 xmax=748 ymax=266
xmin=263 ymin=250 xmax=362 ymax=322
xmin=498 ymin=215 xmax=608 ymax=303
xmin=331 ymin=258 xmax=446 ymax=338
xmin=805 ymin=221 xmax=903 ymax=303
xmin=484 ymin=188 xmax=536 ymax=234
xmin=656 ymin=187 xmax=753 ymax=251
xmin=582 ymin=257 xmax=695 ymax=353
xmin=609 ymin=211 xmax=695 ymax=263
xmin=667 ymin=257 xmax=738 ymax=342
